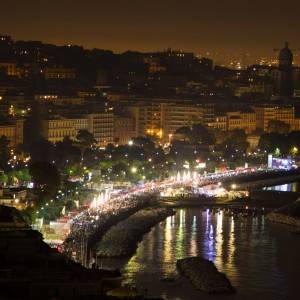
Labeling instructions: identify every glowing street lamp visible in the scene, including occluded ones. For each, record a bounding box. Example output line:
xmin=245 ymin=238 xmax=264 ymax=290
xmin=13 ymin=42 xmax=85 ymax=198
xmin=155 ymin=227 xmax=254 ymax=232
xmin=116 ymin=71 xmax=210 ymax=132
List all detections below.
xmin=291 ymin=146 xmax=298 ymax=156
xmin=274 ymin=148 xmax=281 ymax=157
xmin=131 ymin=167 xmax=137 ymax=173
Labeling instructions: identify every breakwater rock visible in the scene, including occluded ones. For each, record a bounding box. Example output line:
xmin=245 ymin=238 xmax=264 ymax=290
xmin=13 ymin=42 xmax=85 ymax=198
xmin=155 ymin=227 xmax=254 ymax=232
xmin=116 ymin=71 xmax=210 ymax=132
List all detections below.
xmin=97 ymin=207 xmax=174 ymax=257
xmin=176 ymin=257 xmax=235 ymax=294
xmin=266 ymin=199 xmax=300 ymax=227
xmin=64 ymin=193 xmax=156 ymax=261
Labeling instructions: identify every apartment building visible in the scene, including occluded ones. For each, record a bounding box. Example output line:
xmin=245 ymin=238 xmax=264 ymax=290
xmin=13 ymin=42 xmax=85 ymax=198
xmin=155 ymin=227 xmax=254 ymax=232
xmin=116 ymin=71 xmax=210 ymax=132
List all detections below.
xmin=0 ymin=62 xmax=20 ymax=77
xmin=85 ymin=112 xmax=114 ymax=148
xmin=253 ymin=105 xmax=295 ymax=131
xmin=126 ymin=102 xmax=207 ymax=142
xmin=126 ymin=103 xmax=164 ymax=139
xmin=226 ymin=111 xmax=256 ymax=133
xmin=0 ymin=120 xmax=24 ymax=147
xmin=114 ymin=115 xmax=136 ymax=145
xmin=42 ymin=119 xmax=76 ymax=143
xmin=41 ymin=118 xmax=88 ymax=143
xmin=207 ymin=116 xmax=227 ymax=131
xmin=43 ymin=67 xmax=76 ymax=79
xmin=162 ymin=103 xmax=203 ymax=141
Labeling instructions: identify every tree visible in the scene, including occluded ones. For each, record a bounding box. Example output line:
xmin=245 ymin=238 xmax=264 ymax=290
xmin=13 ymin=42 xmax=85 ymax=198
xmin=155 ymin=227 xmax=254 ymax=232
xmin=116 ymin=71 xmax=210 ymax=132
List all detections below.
xmin=268 ymin=120 xmax=290 ymax=134
xmin=169 ymin=140 xmax=195 ymax=166
xmin=0 ymin=135 xmax=10 ymax=171
xmin=191 ymin=124 xmax=215 ymax=145
xmin=76 ymin=129 xmax=96 ymax=147
xmin=287 ymin=131 xmax=300 ymax=153
xmin=55 ymin=136 xmax=81 ymax=167
xmin=175 ymin=126 xmax=191 ymax=142
xmin=111 ymin=162 xmax=128 ymax=180
xmin=29 ymin=161 xmax=61 ymax=199
xmin=23 ymin=102 xmax=46 ymax=151
xmin=8 ymin=169 xmax=31 ymax=186
xmin=76 ymin=130 xmax=96 ymax=159
xmin=212 ymin=128 xmax=228 ymax=145
xmin=132 ymin=136 xmax=156 ymax=151
xmin=222 ymin=129 xmax=249 ymax=157
xmin=15 ymin=168 xmax=31 ymax=183
xmin=175 ymin=124 xmax=214 ymax=145
xmin=29 ymin=138 xmax=55 ymax=162
xmin=0 ymin=172 xmax=8 ymax=186
xmin=258 ymin=133 xmax=289 ymax=155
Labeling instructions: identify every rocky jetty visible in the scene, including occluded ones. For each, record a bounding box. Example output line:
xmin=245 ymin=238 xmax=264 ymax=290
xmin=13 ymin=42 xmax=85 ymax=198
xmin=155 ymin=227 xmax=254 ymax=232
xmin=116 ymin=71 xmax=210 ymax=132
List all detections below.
xmin=97 ymin=207 xmax=174 ymax=257
xmin=266 ymin=199 xmax=300 ymax=227
xmin=176 ymin=257 xmax=235 ymax=294
xmin=64 ymin=193 xmax=156 ymax=261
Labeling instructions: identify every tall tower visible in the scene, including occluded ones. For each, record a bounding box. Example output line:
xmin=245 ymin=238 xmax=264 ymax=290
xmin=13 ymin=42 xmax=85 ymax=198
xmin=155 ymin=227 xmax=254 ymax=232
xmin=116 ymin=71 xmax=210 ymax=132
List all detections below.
xmin=278 ymin=42 xmax=293 ymax=97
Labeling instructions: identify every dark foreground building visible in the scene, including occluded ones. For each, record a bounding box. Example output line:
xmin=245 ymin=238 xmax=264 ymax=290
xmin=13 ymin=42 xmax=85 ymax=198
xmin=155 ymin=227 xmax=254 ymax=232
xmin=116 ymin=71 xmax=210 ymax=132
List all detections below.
xmin=0 ymin=206 xmax=120 ymax=300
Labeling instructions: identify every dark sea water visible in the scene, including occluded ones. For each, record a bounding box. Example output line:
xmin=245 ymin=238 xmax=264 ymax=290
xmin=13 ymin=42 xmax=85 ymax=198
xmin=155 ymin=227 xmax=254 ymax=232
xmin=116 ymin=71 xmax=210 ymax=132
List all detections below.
xmin=103 ymin=209 xmax=300 ymax=300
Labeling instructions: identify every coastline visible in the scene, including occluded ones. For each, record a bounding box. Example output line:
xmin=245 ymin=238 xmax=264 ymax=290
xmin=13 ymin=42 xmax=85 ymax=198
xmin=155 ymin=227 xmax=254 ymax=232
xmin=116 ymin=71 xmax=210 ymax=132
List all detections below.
xmin=63 ymin=193 xmax=159 ymax=263
xmin=266 ymin=200 xmax=300 ymax=227
xmin=84 ymin=172 xmax=300 ymax=299
xmin=65 ymin=171 xmax=300 ymax=266
xmin=97 ymin=207 xmax=175 ymax=258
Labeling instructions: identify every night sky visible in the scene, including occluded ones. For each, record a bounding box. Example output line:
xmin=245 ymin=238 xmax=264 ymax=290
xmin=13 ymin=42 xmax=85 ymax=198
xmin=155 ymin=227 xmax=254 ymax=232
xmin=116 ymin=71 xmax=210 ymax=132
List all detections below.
xmin=1 ymin=0 xmax=299 ymax=59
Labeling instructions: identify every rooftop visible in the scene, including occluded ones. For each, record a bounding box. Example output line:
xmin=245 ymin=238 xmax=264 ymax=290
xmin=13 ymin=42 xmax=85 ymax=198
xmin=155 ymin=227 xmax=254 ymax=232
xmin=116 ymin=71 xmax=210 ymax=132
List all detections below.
xmin=0 ymin=205 xmax=29 ymax=230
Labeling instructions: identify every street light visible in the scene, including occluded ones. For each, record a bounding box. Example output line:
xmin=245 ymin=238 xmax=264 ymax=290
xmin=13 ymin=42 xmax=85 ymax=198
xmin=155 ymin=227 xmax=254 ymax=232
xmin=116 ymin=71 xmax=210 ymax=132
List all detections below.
xmin=291 ymin=146 xmax=298 ymax=156
xmin=131 ymin=167 xmax=137 ymax=173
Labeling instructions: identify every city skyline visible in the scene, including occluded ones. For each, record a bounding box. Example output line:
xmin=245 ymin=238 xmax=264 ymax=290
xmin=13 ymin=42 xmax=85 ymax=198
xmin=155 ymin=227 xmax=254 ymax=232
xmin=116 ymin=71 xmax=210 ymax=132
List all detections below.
xmin=1 ymin=0 xmax=300 ymax=64
xmin=2 ymin=3 xmax=300 ymax=299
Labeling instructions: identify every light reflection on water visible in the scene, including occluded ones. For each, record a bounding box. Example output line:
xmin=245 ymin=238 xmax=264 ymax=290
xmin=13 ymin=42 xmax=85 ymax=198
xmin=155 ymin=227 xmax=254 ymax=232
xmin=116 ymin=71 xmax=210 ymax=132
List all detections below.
xmin=264 ymin=182 xmax=300 ymax=192
xmin=120 ymin=208 xmax=300 ymax=300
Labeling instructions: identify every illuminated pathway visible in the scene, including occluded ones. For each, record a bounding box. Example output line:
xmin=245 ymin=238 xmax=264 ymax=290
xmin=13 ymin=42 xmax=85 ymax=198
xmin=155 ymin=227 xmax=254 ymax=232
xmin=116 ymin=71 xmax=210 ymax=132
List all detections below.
xmin=64 ymin=167 xmax=260 ymax=264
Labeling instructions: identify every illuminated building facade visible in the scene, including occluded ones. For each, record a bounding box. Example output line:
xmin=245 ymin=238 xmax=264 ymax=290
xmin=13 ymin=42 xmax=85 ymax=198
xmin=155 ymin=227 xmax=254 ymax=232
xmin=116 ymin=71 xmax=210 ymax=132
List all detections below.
xmin=0 ymin=119 xmax=24 ymax=147
xmin=207 ymin=116 xmax=227 ymax=131
xmin=86 ymin=112 xmax=114 ymax=148
xmin=162 ymin=103 xmax=203 ymax=141
xmin=127 ymin=103 xmax=164 ymax=139
xmin=0 ymin=62 xmax=20 ymax=77
xmin=127 ymin=102 xmax=208 ymax=142
xmin=253 ymin=105 xmax=294 ymax=131
xmin=42 ymin=119 xmax=78 ymax=143
xmin=43 ymin=67 xmax=76 ymax=79
xmin=41 ymin=113 xmax=115 ymax=147
xmin=34 ymin=94 xmax=85 ymax=106
xmin=226 ymin=111 xmax=256 ymax=133
xmin=114 ymin=115 xmax=136 ymax=145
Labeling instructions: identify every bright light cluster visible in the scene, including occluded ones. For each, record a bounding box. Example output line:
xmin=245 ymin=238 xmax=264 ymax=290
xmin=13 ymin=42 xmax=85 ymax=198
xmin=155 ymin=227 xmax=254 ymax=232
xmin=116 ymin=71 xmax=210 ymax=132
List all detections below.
xmin=90 ymin=190 xmax=111 ymax=209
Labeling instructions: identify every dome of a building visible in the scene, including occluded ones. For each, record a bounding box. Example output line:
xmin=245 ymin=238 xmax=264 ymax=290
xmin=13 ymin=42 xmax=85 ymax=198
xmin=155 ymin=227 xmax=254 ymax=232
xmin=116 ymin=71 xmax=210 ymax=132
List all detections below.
xmin=279 ymin=42 xmax=293 ymax=67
